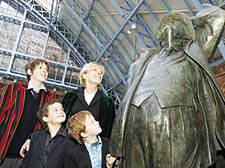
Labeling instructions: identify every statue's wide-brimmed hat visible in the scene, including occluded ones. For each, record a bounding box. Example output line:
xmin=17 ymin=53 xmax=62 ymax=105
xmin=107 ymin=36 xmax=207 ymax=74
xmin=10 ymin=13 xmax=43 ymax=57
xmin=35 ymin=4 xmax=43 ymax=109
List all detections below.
xmin=156 ymin=12 xmax=195 ymax=43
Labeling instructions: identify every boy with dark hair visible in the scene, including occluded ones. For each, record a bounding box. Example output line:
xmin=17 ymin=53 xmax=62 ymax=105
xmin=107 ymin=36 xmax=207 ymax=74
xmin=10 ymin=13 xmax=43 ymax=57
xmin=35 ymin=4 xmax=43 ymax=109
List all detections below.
xmin=19 ymin=100 xmax=68 ymax=168
xmin=65 ymin=110 xmax=116 ymax=168
xmin=0 ymin=58 xmax=55 ymax=167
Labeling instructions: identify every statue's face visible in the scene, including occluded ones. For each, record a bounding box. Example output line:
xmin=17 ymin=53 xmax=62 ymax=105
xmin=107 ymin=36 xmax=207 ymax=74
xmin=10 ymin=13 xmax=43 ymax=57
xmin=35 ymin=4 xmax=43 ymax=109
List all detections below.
xmin=160 ymin=21 xmax=187 ymax=51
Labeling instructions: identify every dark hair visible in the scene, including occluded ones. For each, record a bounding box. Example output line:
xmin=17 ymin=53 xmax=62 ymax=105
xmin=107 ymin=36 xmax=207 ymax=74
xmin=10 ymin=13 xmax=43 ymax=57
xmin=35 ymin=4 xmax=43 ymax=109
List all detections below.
xmin=25 ymin=58 xmax=49 ymax=80
xmin=68 ymin=111 xmax=92 ymax=144
xmin=37 ymin=99 xmax=61 ymax=127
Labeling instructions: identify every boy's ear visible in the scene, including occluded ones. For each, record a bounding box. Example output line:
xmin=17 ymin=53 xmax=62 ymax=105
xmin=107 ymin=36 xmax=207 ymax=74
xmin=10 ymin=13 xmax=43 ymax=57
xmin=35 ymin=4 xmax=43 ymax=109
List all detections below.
xmin=80 ymin=132 xmax=88 ymax=138
xmin=26 ymin=69 xmax=33 ymax=76
xmin=42 ymin=116 xmax=49 ymax=123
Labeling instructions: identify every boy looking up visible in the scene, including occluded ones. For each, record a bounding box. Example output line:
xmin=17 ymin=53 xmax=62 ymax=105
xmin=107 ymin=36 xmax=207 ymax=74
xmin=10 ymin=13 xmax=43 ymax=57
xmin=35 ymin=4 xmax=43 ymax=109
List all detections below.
xmin=0 ymin=58 xmax=55 ymax=167
xmin=65 ymin=110 xmax=116 ymax=168
xmin=19 ymin=100 xmax=68 ymax=168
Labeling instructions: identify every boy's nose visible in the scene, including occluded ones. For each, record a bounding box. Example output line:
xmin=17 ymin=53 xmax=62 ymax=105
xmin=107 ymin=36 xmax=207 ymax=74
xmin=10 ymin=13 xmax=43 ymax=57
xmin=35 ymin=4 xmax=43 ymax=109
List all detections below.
xmin=60 ymin=111 xmax=65 ymax=114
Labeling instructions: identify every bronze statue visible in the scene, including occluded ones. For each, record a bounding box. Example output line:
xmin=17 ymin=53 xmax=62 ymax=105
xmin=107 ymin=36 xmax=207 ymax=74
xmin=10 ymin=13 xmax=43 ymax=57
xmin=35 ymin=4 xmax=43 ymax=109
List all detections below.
xmin=110 ymin=4 xmax=225 ymax=168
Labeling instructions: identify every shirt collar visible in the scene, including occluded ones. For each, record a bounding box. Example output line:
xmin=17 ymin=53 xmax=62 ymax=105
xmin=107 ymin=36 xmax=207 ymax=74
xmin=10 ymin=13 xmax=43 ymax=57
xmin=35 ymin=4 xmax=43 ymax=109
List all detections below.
xmin=84 ymin=136 xmax=102 ymax=148
xmin=44 ymin=126 xmax=67 ymax=137
xmin=27 ymin=81 xmax=47 ymax=93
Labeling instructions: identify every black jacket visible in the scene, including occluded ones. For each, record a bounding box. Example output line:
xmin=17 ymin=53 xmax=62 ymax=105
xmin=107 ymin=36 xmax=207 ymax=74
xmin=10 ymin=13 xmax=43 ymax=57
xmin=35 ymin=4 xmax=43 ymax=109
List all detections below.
xmin=64 ymin=137 xmax=110 ymax=168
xmin=62 ymin=87 xmax=115 ymax=138
xmin=19 ymin=127 xmax=68 ymax=168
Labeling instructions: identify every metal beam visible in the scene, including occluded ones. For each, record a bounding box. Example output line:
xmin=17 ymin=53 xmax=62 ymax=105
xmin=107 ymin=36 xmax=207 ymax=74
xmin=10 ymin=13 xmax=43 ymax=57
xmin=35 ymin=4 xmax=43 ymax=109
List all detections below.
xmin=7 ymin=9 xmax=25 ymax=74
xmin=62 ymin=0 xmax=127 ymax=84
xmin=110 ymin=0 xmax=147 ymax=48
xmin=16 ymin=0 xmax=87 ymax=65
xmin=183 ymin=0 xmax=195 ymax=16
xmin=209 ymin=57 xmax=225 ymax=67
xmin=73 ymin=0 xmax=96 ymax=44
xmin=59 ymin=6 xmax=122 ymax=84
xmin=62 ymin=0 xmax=103 ymax=48
xmin=68 ymin=0 xmax=130 ymax=70
xmin=160 ymin=0 xmax=171 ymax=12
xmin=96 ymin=0 xmax=139 ymax=59
xmin=143 ymin=2 xmax=159 ymax=24
xmin=96 ymin=0 xmax=145 ymax=62
xmin=218 ymin=41 xmax=225 ymax=60
xmin=190 ymin=0 xmax=202 ymax=10
xmin=125 ymin=0 xmax=159 ymax=47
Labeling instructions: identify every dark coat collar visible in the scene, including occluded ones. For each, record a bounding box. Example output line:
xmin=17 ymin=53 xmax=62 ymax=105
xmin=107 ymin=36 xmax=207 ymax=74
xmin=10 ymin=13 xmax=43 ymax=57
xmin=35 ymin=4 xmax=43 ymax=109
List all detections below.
xmin=43 ymin=126 xmax=67 ymax=138
xmin=76 ymin=87 xmax=102 ymax=107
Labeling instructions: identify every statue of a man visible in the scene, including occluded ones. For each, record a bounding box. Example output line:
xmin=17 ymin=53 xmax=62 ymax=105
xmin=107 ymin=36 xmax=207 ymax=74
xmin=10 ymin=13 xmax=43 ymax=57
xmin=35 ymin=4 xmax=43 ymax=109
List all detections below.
xmin=110 ymin=4 xmax=225 ymax=168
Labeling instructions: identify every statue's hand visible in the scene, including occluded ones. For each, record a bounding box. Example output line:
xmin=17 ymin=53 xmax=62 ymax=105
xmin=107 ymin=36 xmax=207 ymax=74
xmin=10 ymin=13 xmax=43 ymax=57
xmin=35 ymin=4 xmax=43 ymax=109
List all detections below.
xmin=113 ymin=157 xmax=125 ymax=168
xmin=191 ymin=4 xmax=225 ymax=26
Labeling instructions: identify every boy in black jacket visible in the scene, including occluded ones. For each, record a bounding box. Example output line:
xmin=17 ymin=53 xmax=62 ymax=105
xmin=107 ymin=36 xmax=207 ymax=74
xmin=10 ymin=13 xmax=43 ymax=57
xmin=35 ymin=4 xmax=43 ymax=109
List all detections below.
xmin=19 ymin=100 xmax=68 ymax=168
xmin=65 ymin=110 xmax=116 ymax=168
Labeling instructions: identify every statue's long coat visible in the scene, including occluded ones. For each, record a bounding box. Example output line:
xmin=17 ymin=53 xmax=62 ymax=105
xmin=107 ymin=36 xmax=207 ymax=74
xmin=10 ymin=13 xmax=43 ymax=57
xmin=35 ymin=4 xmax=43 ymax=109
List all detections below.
xmin=110 ymin=4 xmax=225 ymax=168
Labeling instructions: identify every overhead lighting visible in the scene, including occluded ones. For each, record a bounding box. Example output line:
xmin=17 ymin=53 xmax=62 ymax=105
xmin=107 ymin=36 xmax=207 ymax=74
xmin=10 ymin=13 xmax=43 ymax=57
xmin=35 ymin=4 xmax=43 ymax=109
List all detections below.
xmin=127 ymin=29 xmax=132 ymax=34
xmin=105 ymin=56 xmax=110 ymax=61
xmin=131 ymin=23 xmax=136 ymax=29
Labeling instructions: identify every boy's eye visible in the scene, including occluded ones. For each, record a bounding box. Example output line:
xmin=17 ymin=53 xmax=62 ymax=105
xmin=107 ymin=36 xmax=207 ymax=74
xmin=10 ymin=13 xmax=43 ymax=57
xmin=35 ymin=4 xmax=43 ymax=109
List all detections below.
xmin=38 ymin=66 xmax=47 ymax=71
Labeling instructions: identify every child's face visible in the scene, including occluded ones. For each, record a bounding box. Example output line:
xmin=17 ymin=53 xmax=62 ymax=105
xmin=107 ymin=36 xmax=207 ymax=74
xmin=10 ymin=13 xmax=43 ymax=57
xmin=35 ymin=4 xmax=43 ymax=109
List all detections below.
xmin=45 ymin=102 xmax=66 ymax=125
xmin=84 ymin=114 xmax=102 ymax=137
xmin=30 ymin=63 xmax=48 ymax=82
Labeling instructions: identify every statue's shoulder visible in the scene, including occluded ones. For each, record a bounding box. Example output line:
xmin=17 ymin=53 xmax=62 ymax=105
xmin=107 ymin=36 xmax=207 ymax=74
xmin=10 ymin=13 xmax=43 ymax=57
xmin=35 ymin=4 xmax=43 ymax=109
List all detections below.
xmin=131 ymin=48 xmax=160 ymax=70
xmin=128 ymin=48 xmax=160 ymax=87
xmin=138 ymin=47 xmax=160 ymax=61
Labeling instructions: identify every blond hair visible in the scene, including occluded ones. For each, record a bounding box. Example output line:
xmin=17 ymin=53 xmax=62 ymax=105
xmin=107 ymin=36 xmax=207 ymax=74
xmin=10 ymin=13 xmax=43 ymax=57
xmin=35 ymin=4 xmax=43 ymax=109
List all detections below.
xmin=68 ymin=111 xmax=92 ymax=144
xmin=79 ymin=62 xmax=105 ymax=88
